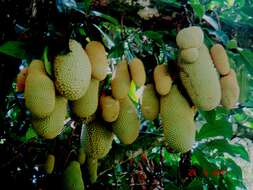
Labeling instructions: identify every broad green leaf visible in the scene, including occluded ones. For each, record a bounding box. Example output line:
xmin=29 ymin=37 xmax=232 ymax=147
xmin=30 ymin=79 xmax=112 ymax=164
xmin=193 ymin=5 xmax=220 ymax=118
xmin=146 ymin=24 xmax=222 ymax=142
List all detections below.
xmin=199 ymin=110 xmax=216 ymax=123
xmin=239 ymin=49 xmax=253 ymax=69
xmin=222 ymin=158 xmax=242 ymax=179
xmin=0 ymin=41 xmax=28 ymax=59
xmin=185 ymin=179 xmax=204 ymax=190
xmin=164 ymin=181 xmax=180 ymax=190
xmin=189 ymin=0 xmax=205 ymax=20
xmin=144 ymin=31 xmax=163 ymax=45
xmin=43 ymin=46 xmax=53 ymax=76
xmin=224 ymin=176 xmax=247 ymax=190
xmin=20 ymin=127 xmax=38 ymax=142
xmin=91 ymin=11 xmax=119 ymax=26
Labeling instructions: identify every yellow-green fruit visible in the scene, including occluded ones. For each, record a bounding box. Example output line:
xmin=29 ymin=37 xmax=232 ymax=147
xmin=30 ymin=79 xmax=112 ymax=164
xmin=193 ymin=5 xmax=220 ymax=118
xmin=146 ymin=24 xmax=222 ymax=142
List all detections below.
xmin=28 ymin=59 xmax=46 ymax=74
xmin=80 ymin=121 xmax=113 ymax=159
xmin=72 ymin=78 xmax=99 ymax=118
xmin=87 ymin=158 xmax=98 ymax=184
xmin=176 ymin=26 xmax=204 ymax=49
xmin=85 ymin=41 xmax=108 ymax=81
xmin=180 ymin=48 xmax=199 ymax=63
xmin=111 ymin=60 xmax=131 ymax=99
xmin=32 ymin=96 xmax=67 ymax=139
xmin=129 ymin=58 xmax=146 ymax=87
xmin=78 ymin=148 xmax=86 ymax=165
xmin=25 ymin=61 xmax=55 ymax=118
xmin=210 ymin=44 xmax=230 ymax=75
xmin=153 ymin=64 xmax=172 ymax=96
xmin=220 ymin=69 xmax=240 ymax=109
xmin=100 ymin=95 xmax=120 ymax=122
xmin=179 ymin=44 xmax=221 ymax=111
xmin=112 ymin=96 xmax=140 ymax=145
xmin=44 ymin=154 xmax=55 ymax=174
xmin=54 ymin=39 xmax=91 ymax=100
xmin=141 ymin=84 xmax=159 ymax=121
xmin=160 ymin=85 xmax=196 ymax=153
xmin=62 ymin=161 xmax=84 ymax=190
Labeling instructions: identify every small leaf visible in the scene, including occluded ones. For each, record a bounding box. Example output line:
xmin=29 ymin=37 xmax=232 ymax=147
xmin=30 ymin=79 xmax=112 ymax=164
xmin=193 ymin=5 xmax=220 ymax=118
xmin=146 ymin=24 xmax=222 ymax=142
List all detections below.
xmin=189 ymin=0 xmax=205 ymax=20
xmin=83 ymin=0 xmax=92 ymax=13
xmin=43 ymin=46 xmax=53 ymax=76
xmin=0 ymin=41 xmax=28 ymax=59
xmin=93 ymin=24 xmax=115 ymax=49
xmin=226 ymin=39 xmax=237 ymax=49
xmin=185 ymin=179 xmax=204 ymax=190
xmin=144 ymin=31 xmax=163 ymax=45
xmin=20 ymin=127 xmax=38 ymax=142
xmin=91 ymin=11 xmax=119 ymax=26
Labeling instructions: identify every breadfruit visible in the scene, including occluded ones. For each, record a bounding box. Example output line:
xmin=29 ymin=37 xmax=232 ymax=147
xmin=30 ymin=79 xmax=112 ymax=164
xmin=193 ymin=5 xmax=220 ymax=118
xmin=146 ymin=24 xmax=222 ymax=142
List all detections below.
xmin=220 ymin=69 xmax=240 ymax=109
xmin=62 ymin=161 xmax=84 ymax=190
xmin=100 ymin=95 xmax=120 ymax=122
xmin=24 ymin=61 xmax=55 ymax=118
xmin=153 ymin=64 xmax=172 ymax=96
xmin=141 ymin=84 xmax=159 ymax=121
xmin=210 ymin=44 xmax=230 ymax=75
xmin=180 ymin=48 xmax=199 ymax=63
xmin=176 ymin=26 xmax=204 ymax=49
xmin=16 ymin=67 xmax=28 ymax=92
xmin=80 ymin=121 xmax=113 ymax=159
xmin=78 ymin=148 xmax=86 ymax=165
xmin=160 ymin=85 xmax=196 ymax=153
xmin=87 ymin=158 xmax=98 ymax=184
xmin=112 ymin=96 xmax=140 ymax=145
xmin=54 ymin=39 xmax=91 ymax=100
xmin=72 ymin=78 xmax=99 ymax=118
xmin=111 ymin=60 xmax=131 ymax=99
xmin=44 ymin=154 xmax=55 ymax=174
xmin=179 ymin=44 xmax=221 ymax=111
xmin=31 ymin=96 xmax=67 ymax=139
xmin=129 ymin=58 xmax=146 ymax=87
xmin=85 ymin=41 xmax=108 ymax=81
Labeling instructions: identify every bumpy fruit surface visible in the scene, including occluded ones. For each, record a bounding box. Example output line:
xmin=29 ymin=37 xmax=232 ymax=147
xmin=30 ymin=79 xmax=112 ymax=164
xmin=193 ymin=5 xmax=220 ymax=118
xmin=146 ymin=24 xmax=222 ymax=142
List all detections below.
xmin=180 ymin=48 xmax=199 ymax=63
xmin=85 ymin=41 xmax=108 ymax=81
xmin=220 ymin=69 xmax=240 ymax=109
xmin=87 ymin=158 xmax=98 ymax=184
xmin=62 ymin=161 xmax=84 ymax=190
xmin=44 ymin=154 xmax=55 ymax=174
xmin=153 ymin=64 xmax=172 ymax=95
xmin=210 ymin=44 xmax=230 ymax=75
xmin=80 ymin=121 xmax=113 ymax=159
xmin=54 ymin=39 xmax=91 ymax=100
xmin=112 ymin=96 xmax=140 ymax=144
xmin=25 ymin=60 xmax=55 ymax=118
xmin=32 ymin=96 xmax=67 ymax=139
xmin=100 ymin=95 xmax=120 ymax=122
xmin=72 ymin=78 xmax=99 ymax=118
xmin=141 ymin=84 xmax=159 ymax=121
xmin=129 ymin=58 xmax=146 ymax=87
xmin=111 ymin=60 xmax=131 ymax=99
xmin=16 ymin=67 xmax=28 ymax=92
xmin=160 ymin=85 xmax=196 ymax=153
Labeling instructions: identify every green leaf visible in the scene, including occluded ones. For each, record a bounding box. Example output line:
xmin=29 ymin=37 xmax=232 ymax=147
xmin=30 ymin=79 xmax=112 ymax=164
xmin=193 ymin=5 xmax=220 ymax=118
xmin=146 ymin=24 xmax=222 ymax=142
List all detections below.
xmin=93 ymin=24 xmax=115 ymax=49
xmin=199 ymin=110 xmax=216 ymax=123
xmin=226 ymin=39 xmax=237 ymax=49
xmin=196 ymin=119 xmax=233 ymax=140
xmin=43 ymin=46 xmax=53 ymax=76
xmin=222 ymin=158 xmax=242 ymax=179
xmin=239 ymin=49 xmax=253 ymax=69
xmin=0 ymin=41 xmax=28 ymax=59
xmin=189 ymin=0 xmax=205 ymax=20
xmin=20 ymin=127 xmax=38 ymax=142
xmin=224 ymin=176 xmax=247 ymax=190
xmin=185 ymin=179 xmax=204 ymax=190
xmin=83 ymin=0 xmax=92 ymax=13
xmin=91 ymin=11 xmax=119 ymax=26
xmin=144 ymin=31 xmax=163 ymax=45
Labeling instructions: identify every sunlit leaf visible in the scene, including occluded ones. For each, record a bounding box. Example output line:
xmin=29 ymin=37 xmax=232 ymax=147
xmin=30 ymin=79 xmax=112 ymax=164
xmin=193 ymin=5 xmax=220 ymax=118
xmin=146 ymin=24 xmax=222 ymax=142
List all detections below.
xmin=43 ymin=46 xmax=53 ymax=76
xmin=185 ymin=179 xmax=204 ymax=190
xmin=189 ymin=0 xmax=205 ymax=20
xmin=0 ymin=41 xmax=28 ymax=59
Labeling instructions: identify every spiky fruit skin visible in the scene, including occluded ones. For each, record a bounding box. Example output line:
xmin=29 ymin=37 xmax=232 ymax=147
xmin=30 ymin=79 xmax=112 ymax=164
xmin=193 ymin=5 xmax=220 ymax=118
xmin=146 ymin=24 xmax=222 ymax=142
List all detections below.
xmin=129 ymin=58 xmax=146 ymax=87
xmin=24 ymin=60 xmax=55 ymax=118
xmin=111 ymin=60 xmax=131 ymax=99
xmin=85 ymin=41 xmax=108 ymax=81
xmin=160 ymin=85 xmax=196 ymax=153
xmin=180 ymin=48 xmax=199 ymax=63
xmin=153 ymin=64 xmax=172 ymax=96
xmin=32 ymin=96 xmax=67 ymax=139
xmin=44 ymin=154 xmax=55 ymax=174
xmin=54 ymin=39 xmax=91 ymax=100
xmin=62 ymin=161 xmax=84 ymax=190
xmin=179 ymin=44 xmax=221 ymax=111
xmin=176 ymin=26 xmax=203 ymax=49
xmin=112 ymin=96 xmax=140 ymax=145
xmin=16 ymin=67 xmax=28 ymax=92
xmin=220 ymin=69 xmax=240 ymax=109
xmin=141 ymin=84 xmax=159 ymax=121
xmin=100 ymin=95 xmax=120 ymax=122
xmin=78 ymin=148 xmax=86 ymax=165
xmin=80 ymin=121 xmax=113 ymax=159
xmin=87 ymin=158 xmax=98 ymax=184
xmin=72 ymin=78 xmax=99 ymax=118
xmin=210 ymin=44 xmax=230 ymax=75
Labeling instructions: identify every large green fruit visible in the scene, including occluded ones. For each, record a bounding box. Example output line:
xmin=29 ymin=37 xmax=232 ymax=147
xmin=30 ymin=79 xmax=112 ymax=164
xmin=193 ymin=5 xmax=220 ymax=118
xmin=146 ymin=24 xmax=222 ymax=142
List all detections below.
xmin=54 ymin=39 xmax=91 ymax=100
xmin=87 ymin=158 xmax=98 ymax=184
xmin=100 ymin=95 xmax=120 ymax=122
xmin=44 ymin=154 xmax=55 ymax=174
xmin=112 ymin=96 xmax=140 ymax=144
xmin=128 ymin=58 xmax=146 ymax=87
xmin=160 ymin=85 xmax=196 ymax=153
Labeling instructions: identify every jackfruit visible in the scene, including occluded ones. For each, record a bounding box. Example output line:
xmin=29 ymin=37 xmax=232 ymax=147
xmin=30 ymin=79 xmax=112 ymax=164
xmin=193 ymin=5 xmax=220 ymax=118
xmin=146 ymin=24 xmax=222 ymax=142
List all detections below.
xmin=179 ymin=44 xmax=221 ymax=111
xmin=100 ymin=95 xmax=120 ymax=122
xmin=176 ymin=26 xmax=203 ymax=49
xmin=62 ymin=161 xmax=84 ymax=190
xmin=85 ymin=41 xmax=108 ymax=81
xmin=87 ymin=158 xmax=98 ymax=184
xmin=111 ymin=60 xmax=131 ymax=99
xmin=44 ymin=154 xmax=55 ymax=174
xmin=78 ymin=148 xmax=86 ymax=165
xmin=28 ymin=59 xmax=46 ymax=74
xmin=16 ymin=67 xmax=28 ymax=92
xmin=72 ymin=78 xmax=99 ymax=118
xmin=180 ymin=48 xmax=199 ymax=63
xmin=160 ymin=85 xmax=196 ymax=153
xmin=80 ymin=121 xmax=113 ymax=159
xmin=220 ymin=69 xmax=240 ymax=109
xmin=210 ymin=44 xmax=230 ymax=75
xmin=129 ymin=58 xmax=146 ymax=87
xmin=31 ymin=96 xmax=67 ymax=139
xmin=112 ymin=96 xmax=140 ymax=145
xmin=54 ymin=39 xmax=91 ymax=100
xmin=153 ymin=64 xmax=172 ymax=96
xmin=24 ymin=60 xmax=55 ymax=118
xmin=141 ymin=84 xmax=159 ymax=121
